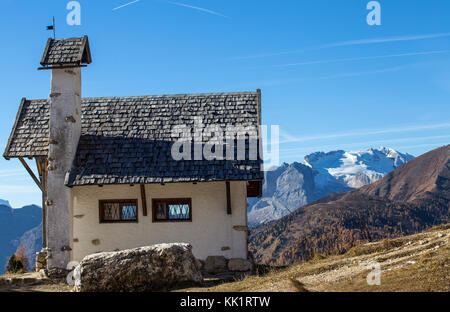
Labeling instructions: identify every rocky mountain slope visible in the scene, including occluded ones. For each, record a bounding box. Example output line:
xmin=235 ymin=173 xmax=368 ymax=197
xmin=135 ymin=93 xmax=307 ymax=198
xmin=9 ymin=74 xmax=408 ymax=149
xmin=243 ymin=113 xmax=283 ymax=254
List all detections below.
xmin=248 ymin=147 xmax=414 ymax=226
xmin=249 ymin=145 xmax=449 ymax=266
xmin=184 ymin=224 xmax=449 ymax=292
xmin=0 ymin=203 xmax=42 ymax=273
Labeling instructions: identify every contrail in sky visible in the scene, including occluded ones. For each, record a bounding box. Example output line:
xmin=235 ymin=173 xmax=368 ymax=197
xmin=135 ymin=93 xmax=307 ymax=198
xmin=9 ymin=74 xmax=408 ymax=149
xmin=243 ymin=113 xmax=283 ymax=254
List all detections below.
xmin=165 ymin=1 xmax=230 ymax=18
xmin=280 ymin=135 xmax=450 ymax=156
xmin=323 ymin=33 xmax=450 ymax=48
xmin=247 ymin=63 xmax=416 ymax=88
xmin=270 ymin=50 xmax=449 ymax=68
xmin=231 ymin=32 xmax=450 ymax=60
xmin=278 ymin=122 xmax=450 ymax=144
xmin=113 ymin=0 xmax=141 ymax=11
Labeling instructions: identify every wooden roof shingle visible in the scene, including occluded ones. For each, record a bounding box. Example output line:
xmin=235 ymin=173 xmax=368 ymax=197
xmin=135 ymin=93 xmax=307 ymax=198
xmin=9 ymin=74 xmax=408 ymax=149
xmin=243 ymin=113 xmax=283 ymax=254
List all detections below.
xmin=4 ymin=92 xmax=263 ymax=186
xmin=40 ymin=36 xmax=92 ymax=67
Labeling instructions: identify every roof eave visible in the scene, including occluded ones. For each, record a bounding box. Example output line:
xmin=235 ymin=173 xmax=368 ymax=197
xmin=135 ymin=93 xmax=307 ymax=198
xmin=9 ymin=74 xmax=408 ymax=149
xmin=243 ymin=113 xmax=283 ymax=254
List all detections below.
xmin=39 ymin=38 xmax=52 ymax=66
xmin=66 ymin=177 xmax=264 ymax=188
xmin=3 ymin=97 xmax=27 ymax=160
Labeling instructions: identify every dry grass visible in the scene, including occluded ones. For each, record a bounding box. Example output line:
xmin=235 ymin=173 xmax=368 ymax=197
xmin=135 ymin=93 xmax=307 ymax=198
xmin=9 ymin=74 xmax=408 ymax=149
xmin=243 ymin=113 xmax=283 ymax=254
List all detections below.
xmin=181 ymin=224 xmax=450 ymax=292
xmin=0 ymin=272 xmax=72 ymax=292
xmin=324 ymin=245 xmax=449 ymax=292
xmin=2 ymin=224 xmax=448 ymax=293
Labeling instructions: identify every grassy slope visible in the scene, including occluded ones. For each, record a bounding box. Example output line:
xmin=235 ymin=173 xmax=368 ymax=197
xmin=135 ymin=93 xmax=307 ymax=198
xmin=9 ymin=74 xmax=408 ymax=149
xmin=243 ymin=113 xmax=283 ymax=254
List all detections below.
xmin=2 ymin=224 xmax=447 ymax=292
xmin=182 ymin=224 xmax=450 ymax=292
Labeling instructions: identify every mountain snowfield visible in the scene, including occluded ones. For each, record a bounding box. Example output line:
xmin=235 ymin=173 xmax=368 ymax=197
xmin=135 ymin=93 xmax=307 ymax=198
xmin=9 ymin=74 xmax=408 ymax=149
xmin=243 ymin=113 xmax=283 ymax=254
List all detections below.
xmin=248 ymin=147 xmax=414 ymax=226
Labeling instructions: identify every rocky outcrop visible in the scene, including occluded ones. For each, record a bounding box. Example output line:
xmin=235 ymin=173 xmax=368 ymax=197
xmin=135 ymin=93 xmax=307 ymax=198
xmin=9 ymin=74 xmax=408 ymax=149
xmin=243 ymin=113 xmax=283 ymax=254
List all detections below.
xmin=76 ymin=243 xmax=202 ymax=292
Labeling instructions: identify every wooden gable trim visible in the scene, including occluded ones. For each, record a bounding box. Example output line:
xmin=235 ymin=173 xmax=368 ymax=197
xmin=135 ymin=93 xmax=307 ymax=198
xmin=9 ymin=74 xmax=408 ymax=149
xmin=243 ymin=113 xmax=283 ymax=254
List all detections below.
xmin=226 ymin=181 xmax=232 ymax=215
xmin=140 ymin=184 xmax=148 ymax=216
xmin=40 ymin=38 xmax=53 ymax=66
xmin=36 ymin=157 xmax=48 ymax=248
xmin=3 ymin=98 xmax=26 ymax=160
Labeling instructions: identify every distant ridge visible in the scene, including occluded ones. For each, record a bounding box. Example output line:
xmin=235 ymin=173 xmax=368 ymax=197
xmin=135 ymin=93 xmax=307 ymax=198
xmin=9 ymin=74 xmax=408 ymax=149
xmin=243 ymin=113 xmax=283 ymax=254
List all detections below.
xmin=248 ymin=147 xmax=414 ymax=226
xmin=0 ymin=204 xmax=42 ymax=273
xmin=250 ymin=145 xmax=449 ymax=266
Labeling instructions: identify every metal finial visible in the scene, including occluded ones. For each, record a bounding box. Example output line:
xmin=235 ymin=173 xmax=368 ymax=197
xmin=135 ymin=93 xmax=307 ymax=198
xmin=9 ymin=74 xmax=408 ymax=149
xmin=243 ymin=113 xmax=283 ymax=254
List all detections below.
xmin=46 ymin=17 xmax=56 ymax=39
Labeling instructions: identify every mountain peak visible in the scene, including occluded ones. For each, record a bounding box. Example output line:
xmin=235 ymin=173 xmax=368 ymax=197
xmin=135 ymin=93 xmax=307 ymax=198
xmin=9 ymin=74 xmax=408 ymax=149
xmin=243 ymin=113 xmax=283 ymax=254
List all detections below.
xmin=0 ymin=199 xmax=11 ymax=208
xmin=250 ymin=145 xmax=449 ymax=266
xmin=249 ymin=147 xmax=415 ymax=226
xmin=361 ymin=145 xmax=449 ymax=202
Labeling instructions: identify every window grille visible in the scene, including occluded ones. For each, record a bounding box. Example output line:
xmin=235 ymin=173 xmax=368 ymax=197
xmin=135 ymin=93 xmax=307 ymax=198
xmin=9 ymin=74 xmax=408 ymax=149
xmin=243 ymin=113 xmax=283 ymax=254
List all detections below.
xmin=152 ymin=198 xmax=192 ymax=222
xmin=99 ymin=200 xmax=138 ymax=223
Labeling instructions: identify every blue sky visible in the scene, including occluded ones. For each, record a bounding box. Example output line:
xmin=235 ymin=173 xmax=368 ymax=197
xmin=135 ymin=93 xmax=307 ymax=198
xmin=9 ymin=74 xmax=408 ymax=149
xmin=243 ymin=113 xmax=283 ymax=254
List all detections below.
xmin=0 ymin=0 xmax=449 ymax=207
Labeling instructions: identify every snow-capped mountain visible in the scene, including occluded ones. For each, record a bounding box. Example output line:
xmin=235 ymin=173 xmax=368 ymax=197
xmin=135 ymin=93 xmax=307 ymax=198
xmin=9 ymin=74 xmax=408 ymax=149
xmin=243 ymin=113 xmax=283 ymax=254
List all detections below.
xmin=0 ymin=199 xmax=11 ymax=207
xmin=247 ymin=147 xmax=415 ymax=226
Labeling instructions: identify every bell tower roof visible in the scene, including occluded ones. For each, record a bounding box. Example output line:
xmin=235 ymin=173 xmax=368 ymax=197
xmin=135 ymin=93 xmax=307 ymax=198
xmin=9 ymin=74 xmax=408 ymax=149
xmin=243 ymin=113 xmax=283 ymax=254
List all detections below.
xmin=39 ymin=35 xmax=92 ymax=69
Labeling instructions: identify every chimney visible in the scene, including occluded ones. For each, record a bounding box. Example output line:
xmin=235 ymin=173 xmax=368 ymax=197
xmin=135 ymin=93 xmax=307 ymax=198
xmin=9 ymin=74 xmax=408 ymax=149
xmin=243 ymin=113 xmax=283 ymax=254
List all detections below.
xmin=39 ymin=36 xmax=92 ymax=270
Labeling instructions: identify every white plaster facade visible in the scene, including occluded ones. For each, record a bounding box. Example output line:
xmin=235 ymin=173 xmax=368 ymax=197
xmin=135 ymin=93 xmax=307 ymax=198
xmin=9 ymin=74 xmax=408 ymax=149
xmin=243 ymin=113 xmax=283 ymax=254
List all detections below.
xmin=47 ymin=68 xmax=82 ymax=269
xmin=70 ymin=181 xmax=249 ymax=262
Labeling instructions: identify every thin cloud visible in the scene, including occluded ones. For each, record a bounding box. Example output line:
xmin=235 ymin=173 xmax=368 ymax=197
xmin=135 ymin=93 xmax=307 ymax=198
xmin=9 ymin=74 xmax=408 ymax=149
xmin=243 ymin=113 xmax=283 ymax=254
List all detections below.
xmin=231 ymin=32 xmax=450 ymax=60
xmin=388 ymin=142 xmax=449 ymax=150
xmin=0 ymin=185 xmax=39 ymax=194
xmin=269 ymin=50 xmax=449 ymax=68
xmin=250 ymin=64 xmax=413 ymax=87
xmin=0 ymin=168 xmax=27 ymax=178
xmin=113 ymin=0 xmax=141 ymax=11
xmin=302 ymin=64 xmax=411 ymax=82
xmin=280 ymin=134 xmax=450 ymax=155
xmin=278 ymin=122 xmax=450 ymax=144
xmin=323 ymin=33 xmax=450 ymax=48
xmin=165 ymin=1 xmax=230 ymax=18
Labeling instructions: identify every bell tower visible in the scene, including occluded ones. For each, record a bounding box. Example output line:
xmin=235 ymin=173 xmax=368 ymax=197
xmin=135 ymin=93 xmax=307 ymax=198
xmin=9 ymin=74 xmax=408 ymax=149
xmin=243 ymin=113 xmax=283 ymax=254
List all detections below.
xmin=39 ymin=36 xmax=92 ymax=271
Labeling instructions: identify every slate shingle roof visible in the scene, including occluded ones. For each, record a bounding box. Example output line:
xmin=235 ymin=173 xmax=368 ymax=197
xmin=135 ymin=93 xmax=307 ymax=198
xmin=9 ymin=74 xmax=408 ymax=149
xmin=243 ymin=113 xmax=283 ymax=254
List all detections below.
xmin=4 ymin=92 xmax=263 ymax=186
xmin=40 ymin=36 xmax=92 ymax=67
xmin=4 ymin=99 xmax=50 ymax=158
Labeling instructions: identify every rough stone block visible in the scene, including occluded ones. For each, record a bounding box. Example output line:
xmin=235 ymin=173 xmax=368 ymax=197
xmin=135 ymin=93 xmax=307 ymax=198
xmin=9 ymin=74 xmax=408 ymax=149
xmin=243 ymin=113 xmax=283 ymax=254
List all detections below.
xmin=76 ymin=243 xmax=202 ymax=292
xmin=205 ymin=256 xmax=227 ymax=273
xmin=228 ymin=258 xmax=253 ymax=272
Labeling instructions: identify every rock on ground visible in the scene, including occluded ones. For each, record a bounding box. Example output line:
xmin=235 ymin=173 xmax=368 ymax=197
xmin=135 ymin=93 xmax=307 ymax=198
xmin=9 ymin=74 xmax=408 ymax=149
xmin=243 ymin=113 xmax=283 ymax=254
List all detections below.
xmin=76 ymin=243 xmax=202 ymax=292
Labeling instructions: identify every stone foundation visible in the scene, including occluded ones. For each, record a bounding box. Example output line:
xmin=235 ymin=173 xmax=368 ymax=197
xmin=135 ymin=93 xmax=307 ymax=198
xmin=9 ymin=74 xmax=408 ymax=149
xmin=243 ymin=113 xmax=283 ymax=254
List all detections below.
xmin=203 ymin=256 xmax=254 ymax=274
xmin=35 ymin=248 xmax=50 ymax=272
